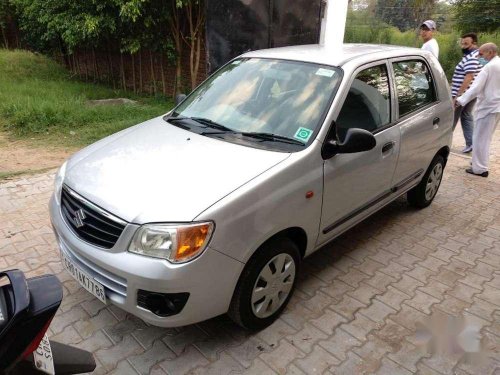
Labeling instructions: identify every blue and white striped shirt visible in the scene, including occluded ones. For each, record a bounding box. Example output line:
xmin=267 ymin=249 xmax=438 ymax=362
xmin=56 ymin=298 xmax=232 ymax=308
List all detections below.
xmin=451 ymin=50 xmax=481 ymax=97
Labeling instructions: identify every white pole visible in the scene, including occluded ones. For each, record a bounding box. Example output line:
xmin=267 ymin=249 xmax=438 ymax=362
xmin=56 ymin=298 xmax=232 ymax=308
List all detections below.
xmin=320 ymin=0 xmax=349 ymax=48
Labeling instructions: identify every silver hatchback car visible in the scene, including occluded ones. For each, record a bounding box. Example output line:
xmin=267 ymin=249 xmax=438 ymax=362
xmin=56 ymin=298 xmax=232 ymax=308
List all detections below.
xmin=50 ymin=44 xmax=453 ymax=330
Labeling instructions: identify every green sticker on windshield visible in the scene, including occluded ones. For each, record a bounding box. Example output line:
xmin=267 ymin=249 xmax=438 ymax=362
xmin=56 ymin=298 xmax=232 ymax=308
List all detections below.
xmin=294 ymin=127 xmax=313 ymax=143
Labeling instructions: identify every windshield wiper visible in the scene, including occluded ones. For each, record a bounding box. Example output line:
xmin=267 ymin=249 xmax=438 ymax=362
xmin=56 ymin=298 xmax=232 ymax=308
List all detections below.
xmin=241 ymin=132 xmax=305 ymax=146
xmin=191 ymin=117 xmax=235 ymax=132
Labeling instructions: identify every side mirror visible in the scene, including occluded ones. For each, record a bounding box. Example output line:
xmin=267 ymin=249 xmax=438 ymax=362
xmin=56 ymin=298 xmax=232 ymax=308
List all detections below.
xmin=175 ymin=94 xmax=187 ymax=106
xmin=322 ymin=128 xmax=376 ymax=159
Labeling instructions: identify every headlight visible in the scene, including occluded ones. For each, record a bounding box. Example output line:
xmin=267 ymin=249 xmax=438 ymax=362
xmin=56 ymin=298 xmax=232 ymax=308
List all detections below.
xmin=54 ymin=161 xmax=67 ymax=205
xmin=128 ymin=222 xmax=214 ymax=263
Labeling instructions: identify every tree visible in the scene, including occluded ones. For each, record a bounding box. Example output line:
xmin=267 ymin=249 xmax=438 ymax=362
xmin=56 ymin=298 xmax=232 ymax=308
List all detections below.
xmin=376 ymin=0 xmax=436 ymax=31
xmin=0 ymin=0 xmax=11 ymax=48
xmin=451 ymin=0 xmax=500 ymax=34
xmin=179 ymin=0 xmax=204 ymax=90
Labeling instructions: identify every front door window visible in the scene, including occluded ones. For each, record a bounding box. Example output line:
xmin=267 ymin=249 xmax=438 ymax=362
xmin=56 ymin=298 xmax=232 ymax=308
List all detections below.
xmin=336 ymin=65 xmax=391 ymax=141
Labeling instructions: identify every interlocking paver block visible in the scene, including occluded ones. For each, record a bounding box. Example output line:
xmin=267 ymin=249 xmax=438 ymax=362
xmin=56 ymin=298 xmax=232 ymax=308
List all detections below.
xmin=364 ymin=271 xmax=397 ymax=291
xmin=239 ymin=358 xmax=277 ymax=375
xmin=405 ymin=264 xmax=438 ymax=284
xmin=319 ymin=328 xmax=361 ymax=361
xmin=340 ymin=312 xmax=382 ymax=342
xmin=375 ymin=285 xmax=411 ymax=311
xmin=128 ymin=340 xmax=175 ymax=375
xmin=280 ymin=303 xmax=316 ymax=330
xmin=256 ymin=318 xmax=296 ymax=347
xmin=77 ymin=330 xmax=113 ymax=352
xmin=321 ymin=279 xmax=355 ymax=301
xmin=359 ymin=299 xmax=397 ymax=322
xmin=259 ymin=339 xmax=305 ymax=375
xmin=375 ymin=358 xmax=413 ymax=375
xmin=74 ymin=308 xmax=118 ymax=339
xmin=225 ymin=336 xmax=272 ymax=368
xmin=387 ymin=339 xmax=428 ymax=372
xmin=295 ymin=344 xmax=340 ymax=374
xmin=51 ymin=305 xmax=89 ymax=335
xmin=330 ymin=352 xmax=364 ymax=375
xmin=159 ymin=345 xmax=209 ymax=375
xmin=104 ymin=315 xmax=147 ymax=344
xmin=95 ymin=335 xmax=143 ymax=372
xmin=347 ymin=282 xmax=383 ymax=304
xmin=376 ymin=318 xmax=412 ymax=350
xmin=352 ymin=334 xmax=392 ymax=372
xmin=299 ymin=291 xmax=334 ymax=315
xmin=310 ymin=308 xmax=347 ymax=335
xmin=286 ymin=322 xmax=328 ymax=354
xmin=330 ymin=295 xmax=367 ymax=320
xmin=405 ymin=290 xmax=441 ymax=314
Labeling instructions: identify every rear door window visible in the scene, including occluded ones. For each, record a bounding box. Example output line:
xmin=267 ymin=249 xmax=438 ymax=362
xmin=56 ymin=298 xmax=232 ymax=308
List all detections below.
xmin=392 ymin=60 xmax=437 ymax=118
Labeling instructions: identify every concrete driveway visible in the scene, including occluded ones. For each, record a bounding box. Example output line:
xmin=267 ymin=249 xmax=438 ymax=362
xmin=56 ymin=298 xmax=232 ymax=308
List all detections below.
xmin=1 ymin=131 xmax=499 ymax=374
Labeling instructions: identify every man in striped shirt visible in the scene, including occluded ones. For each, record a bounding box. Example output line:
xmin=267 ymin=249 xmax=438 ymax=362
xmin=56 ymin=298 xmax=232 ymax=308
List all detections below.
xmin=452 ymin=33 xmax=482 ymax=153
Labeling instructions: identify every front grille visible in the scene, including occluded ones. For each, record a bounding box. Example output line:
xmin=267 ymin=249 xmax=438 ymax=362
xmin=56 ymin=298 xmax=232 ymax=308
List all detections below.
xmin=61 ymin=186 xmax=126 ymax=248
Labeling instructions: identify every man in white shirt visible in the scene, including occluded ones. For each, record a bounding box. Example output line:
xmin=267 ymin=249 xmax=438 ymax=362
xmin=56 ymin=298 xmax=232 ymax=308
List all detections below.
xmin=457 ymin=43 xmax=500 ymax=177
xmin=420 ymin=20 xmax=439 ymax=59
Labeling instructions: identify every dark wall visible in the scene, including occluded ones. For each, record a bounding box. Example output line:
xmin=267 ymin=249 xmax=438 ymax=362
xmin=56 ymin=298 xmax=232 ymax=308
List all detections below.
xmin=206 ymin=0 xmax=322 ymax=72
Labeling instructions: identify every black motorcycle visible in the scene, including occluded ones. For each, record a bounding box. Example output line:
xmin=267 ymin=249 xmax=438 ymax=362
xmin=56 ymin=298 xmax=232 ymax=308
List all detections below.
xmin=0 ymin=270 xmax=96 ymax=374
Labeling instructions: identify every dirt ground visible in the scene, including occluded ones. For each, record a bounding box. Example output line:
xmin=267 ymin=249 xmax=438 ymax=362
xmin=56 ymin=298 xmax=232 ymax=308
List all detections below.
xmin=0 ymin=132 xmax=76 ymax=178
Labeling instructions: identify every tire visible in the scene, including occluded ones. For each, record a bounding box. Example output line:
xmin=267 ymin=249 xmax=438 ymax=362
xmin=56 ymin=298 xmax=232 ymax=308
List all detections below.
xmin=228 ymin=237 xmax=300 ymax=330
xmin=407 ymin=155 xmax=445 ymax=209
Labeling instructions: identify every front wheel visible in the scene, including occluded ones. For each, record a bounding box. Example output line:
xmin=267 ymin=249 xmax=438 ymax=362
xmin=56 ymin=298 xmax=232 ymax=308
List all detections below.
xmin=228 ymin=237 xmax=300 ymax=330
xmin=407 ymin=155 xmax=445 ymax=208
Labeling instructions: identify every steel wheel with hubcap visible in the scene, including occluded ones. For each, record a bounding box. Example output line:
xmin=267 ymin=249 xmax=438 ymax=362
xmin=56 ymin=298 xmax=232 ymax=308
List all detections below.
xmin=425 ymin=162 xmax=443 ymax=201
xmin=407 ymin=154 xmax=445 ymax=208
xmin=228 ymin=237 xmax=300 ymax=330
xmin=251 ymin=253 xmax=296 ymax=319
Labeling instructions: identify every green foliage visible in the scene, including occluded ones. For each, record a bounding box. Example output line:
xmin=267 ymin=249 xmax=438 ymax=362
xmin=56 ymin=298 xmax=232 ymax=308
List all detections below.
xmin=451 ymin=0 xmax=500 ymax=34
xmin=0 ymin=49 xmax=173 ymax=146
xmin=375 ymin=0 xmax=436 ymax=32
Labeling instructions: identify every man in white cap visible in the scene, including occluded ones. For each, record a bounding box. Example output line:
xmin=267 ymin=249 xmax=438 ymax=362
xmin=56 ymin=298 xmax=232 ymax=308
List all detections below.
xmin=456 ymin=43 xmax=499 ymax=177
xmin=420 ymin=20 xmax=439 ymax=58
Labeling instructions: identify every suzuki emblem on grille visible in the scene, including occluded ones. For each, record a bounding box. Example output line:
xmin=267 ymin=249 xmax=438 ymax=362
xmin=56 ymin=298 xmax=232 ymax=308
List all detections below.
xmin=73 ymin=209 xmax=86 ymax=228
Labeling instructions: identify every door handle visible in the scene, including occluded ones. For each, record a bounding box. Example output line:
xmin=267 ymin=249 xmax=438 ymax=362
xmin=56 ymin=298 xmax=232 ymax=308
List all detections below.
xmin=433 ymin=117 xmax=440 ymax=125
xmin=382 ymin=141 xmax=395 ymax=153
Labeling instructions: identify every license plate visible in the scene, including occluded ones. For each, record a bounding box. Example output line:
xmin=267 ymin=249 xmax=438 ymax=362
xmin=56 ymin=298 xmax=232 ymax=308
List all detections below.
xmin=61 ymin=252 xmax=106 ymax=304
xmin=33 ymin=334 xmax=55 ymax=375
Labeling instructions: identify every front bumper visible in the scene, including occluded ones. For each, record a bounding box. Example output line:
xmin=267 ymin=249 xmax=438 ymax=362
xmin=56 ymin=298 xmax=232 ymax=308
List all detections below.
xmin=49 ymin=194 xmax=244 ymax=327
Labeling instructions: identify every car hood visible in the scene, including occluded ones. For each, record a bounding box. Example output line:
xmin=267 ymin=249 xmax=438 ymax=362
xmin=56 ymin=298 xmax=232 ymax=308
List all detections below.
xmin=64 ymin=116 xmax=290 ymax=223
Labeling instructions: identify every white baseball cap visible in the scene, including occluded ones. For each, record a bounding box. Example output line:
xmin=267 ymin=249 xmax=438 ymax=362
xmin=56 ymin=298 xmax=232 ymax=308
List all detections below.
xmin=421 ymin=20 xmax=437 ymax=30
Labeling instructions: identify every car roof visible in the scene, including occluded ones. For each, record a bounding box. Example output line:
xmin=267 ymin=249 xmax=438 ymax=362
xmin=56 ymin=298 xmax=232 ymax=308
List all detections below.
xmin=241 ymin=43 xmax=427 ymax=67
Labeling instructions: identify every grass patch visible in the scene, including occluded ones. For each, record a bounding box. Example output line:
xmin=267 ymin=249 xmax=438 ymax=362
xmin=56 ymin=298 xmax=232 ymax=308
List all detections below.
xmin=0 ymin=49 xmax=173 ymax=147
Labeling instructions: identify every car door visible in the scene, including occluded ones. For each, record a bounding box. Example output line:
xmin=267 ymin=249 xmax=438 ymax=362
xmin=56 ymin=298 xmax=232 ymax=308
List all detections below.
xmin=389 ymin=58 xmax=441 ymax=189
xmin=317 ymin=61 xmax=401 ymax=246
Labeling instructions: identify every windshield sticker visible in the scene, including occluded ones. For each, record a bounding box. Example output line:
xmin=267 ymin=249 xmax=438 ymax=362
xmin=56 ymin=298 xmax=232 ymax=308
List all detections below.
xmin=294 ymin=127 xmax=313 ymax=143
xmin=315 ymin=68 xmax=335 ymax=77
xmin=231 ymin=60 xmax=242 ymax=65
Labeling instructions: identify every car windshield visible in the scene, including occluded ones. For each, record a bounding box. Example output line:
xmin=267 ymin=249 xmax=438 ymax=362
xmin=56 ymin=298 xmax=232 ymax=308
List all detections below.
xmin=168 ymin=58 xmax=342 ymax=151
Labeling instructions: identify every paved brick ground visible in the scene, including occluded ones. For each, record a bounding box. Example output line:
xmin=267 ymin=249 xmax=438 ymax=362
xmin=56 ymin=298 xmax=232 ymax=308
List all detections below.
xmin=1 ymin=130 xmax=499 ymax=374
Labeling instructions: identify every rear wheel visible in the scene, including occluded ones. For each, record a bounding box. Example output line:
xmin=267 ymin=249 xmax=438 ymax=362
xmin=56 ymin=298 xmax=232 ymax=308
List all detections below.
xmin=407 ymin=155 xmax=445 ymax=208
xmin=228 ymin=237 xmax=300 ymax=330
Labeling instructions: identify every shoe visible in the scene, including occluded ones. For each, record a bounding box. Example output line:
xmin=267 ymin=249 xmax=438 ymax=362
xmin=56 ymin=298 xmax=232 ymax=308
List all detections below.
xmin=466 ymin=168 xmax=488 ymax=177
xmin=462 ymin=145 xmax=473 ymax=153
